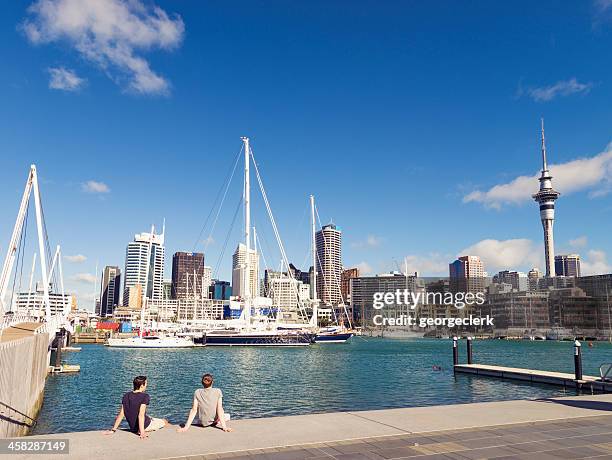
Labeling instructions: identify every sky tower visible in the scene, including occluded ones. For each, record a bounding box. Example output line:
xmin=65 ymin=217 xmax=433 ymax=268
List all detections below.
xmin=532 ymin=119 xmax=560 ymax=278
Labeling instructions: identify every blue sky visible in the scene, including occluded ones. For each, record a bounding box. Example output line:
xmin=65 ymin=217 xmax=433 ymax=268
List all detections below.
xmin=1 ymin=0 xmax=612 ymax=309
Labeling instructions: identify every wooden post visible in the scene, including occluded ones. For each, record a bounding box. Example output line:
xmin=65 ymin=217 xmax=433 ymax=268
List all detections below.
xmin=467 ymin=336 xmax=473 ymax=365
xmin=574 ymin=340 xmax=583 ymax=388
xmin=452 ymin=336 xmax=458 ymax=368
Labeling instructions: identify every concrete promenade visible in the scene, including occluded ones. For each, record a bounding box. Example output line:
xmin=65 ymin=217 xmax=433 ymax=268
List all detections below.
xmin=16 ymin=393 xmax=612 ymax=460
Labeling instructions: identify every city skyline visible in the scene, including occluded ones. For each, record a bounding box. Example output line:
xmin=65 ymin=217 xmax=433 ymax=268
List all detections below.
xmin=1 ymin=1 xmax=612 ymax=308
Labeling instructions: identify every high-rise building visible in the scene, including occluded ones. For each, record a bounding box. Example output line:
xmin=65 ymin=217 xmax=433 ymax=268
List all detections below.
xmin=528 ymin=268 xmax=542 ymax=291
xmin=123 ymin=227 xmax=165 ymax=306
xmin=341 ymin=267 xmax=360 ymax=304
xmin=171 ymin=252 xmax=206 ymax=299
xmin=316 ymin=223 xmax=342 ymax=306
xmin=555 ymin=254 xmax=581 ymax=277
xmin=163 ymin=280 xmax=172 ymax=300
xmin=99 ymin=266 xmax=121 ymax=317
xmin=532 ymin=120 xmax=561 ymax=277
xmin=449 ymin=255 xmax=486 ymax=294
xmin=202 ymin=266 xmax=212 ymax=298
xmin=210 ymin=280 xmax=232 ymax=300
xmin=231 ymin=243 xmax=259 ymax=299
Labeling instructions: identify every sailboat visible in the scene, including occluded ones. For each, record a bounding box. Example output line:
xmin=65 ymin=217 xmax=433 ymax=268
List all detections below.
xmin=202 ymin=137 xmax=313 ymax=346
xmin=107 ymin=225 xmax=193 ymax=349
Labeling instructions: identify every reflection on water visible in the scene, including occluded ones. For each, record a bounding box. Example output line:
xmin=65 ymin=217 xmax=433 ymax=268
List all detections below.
xmin=32 ymin=338 xmax=612 ymax=434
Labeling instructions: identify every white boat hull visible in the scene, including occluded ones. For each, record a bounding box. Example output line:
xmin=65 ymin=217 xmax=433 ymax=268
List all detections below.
xmin=106 ymin=336 xmax=193 ymax=348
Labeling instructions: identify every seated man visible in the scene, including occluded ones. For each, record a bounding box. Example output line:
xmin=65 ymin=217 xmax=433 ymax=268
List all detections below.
xmin=178 ymin=373 xmax=231 ymax=432
xmin=104 ymin=375 xmax=168 ymax=439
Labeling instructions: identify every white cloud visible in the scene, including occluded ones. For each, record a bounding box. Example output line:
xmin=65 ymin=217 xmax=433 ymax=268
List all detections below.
xmin=569 ymin=236 xmax=588 ymax=249
xmin=581 ymin=250 xmax=612 ymax=275
xmin=82 ymin=180 xmax=110 ymax=193
xmin=528 ymin=78 xmax=593 ymax=102
xmin=23 ymin=0 xmax=184 ymax=95
xmin=458 ymin=238 xmax=541 ymax=273
xmin=402 ymin=254 xmax=448 ymax=276
xmin=464 ymin=145 xmax=612 ymax=209
xmin=48 ymin=66 xmax=85 ymax=91
xmin=72 ymin=273 xmax=97 ymax=283
xmin=595 ymin=0 xmax=612 ymax=12
xmin=355 ymin=261 xmax=373 ymax=275
xmin=64 ymin=254 xmax=87 ymax=263
xmin=351 ymin=235 xmax=383 ymax=249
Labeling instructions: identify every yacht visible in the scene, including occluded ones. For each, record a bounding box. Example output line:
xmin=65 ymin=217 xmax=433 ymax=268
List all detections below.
xmin=107 ymin=334 xmax=193 ymax=348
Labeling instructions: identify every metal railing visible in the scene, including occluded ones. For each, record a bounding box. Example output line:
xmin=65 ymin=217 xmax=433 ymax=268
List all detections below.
xmin=0 ymin=400 xmax=37 ymax=429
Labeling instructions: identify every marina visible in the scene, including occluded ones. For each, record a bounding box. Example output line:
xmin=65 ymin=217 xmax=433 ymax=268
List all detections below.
xmin=32 ymin=338 xmax=612 ymax=435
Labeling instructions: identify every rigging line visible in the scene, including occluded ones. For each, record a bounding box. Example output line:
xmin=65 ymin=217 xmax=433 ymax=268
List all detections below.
xmin=213 ymin=196 xmax=242 ymax=279
xmin=250 ymin=151 xmax=308 ymax=319
xmin=192 ymin=144 xmax=243 ymax=252
xmin=205 ymin=145 xmax=243 ymax=254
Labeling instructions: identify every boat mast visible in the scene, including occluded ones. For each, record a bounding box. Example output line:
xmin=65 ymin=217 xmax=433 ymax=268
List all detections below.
xmin=241 ymin=137 xmax=252 ymax=329
xmin=310 ymin=195 xmax=318 ymax=327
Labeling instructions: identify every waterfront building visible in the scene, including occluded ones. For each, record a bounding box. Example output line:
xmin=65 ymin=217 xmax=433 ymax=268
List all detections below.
xmin=122 ymin=228 xmax=165 ymax=306
xmin=449 ymin=256 xmax=486 ymax=294
xmin=341 ymin=267 xmax=360 ymax=305
xmin=171 ymin=252 xmax=206 ymax=299
xmin=555 ymin=254 xmax=581 ymax=277
xmin=532 ymin=120 xmax=561 ymax=277
xmin=492 ymin=270 xmax=528 ymax=292
xmin=210 ymin=280 xmax=232 ymax=300
xmin=486 ymin=291 xmax=550 ymax=334
xmin=231 ymin=243 xmax=260 ymax=299
xmin=14 ymin=288 xmax=73 ymax=318
xmin=528 ymin=268 xmax=542 ymax=291
xmin=316 ymin=223 xmax=343 ymax=306
xmin=577 ymin=274 xmax=612 ymax=299
xmin=99 ymin=266 xmax=121 ymax=317
xmin=264 ymin=270 xmax=310 ymax=309
xmin=351 ymin=272 xmax=420 ymax=326
xmin=548 ymin=287 xmax=599 ymax=332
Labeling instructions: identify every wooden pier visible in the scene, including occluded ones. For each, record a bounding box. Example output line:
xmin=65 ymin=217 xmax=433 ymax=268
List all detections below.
xmin=455 ymin=363 xmax=612 ymax=392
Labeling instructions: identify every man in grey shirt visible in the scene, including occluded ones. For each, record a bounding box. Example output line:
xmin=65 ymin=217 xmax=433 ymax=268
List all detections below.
xmin=177 ymin=373 xmax=232 ymax=432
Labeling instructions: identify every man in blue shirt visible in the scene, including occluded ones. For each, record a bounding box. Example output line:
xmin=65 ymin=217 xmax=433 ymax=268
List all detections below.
xmin=104 ymin=376 xmax=168 ymax=439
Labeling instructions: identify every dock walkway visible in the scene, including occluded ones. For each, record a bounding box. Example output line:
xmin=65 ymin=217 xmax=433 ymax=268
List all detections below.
xmin=16 ymin=393 xmax=612 ymax=460
xmin=455 ymin=363 xmax=612 ymax=392
xmin=0 ymin=322 xmax=44 ymax=343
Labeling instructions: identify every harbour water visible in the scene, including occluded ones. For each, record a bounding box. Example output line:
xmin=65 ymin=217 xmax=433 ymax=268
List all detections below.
xmin=32 ymin=338 xmax=612 ymax=434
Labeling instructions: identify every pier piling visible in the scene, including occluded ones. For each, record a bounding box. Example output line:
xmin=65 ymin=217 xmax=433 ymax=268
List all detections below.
xmin=54 ymin=330 xmax=63 ymax=369
xmin=452 ymin=337 xmax=458 ymax=368
xmin=466 ymin=336 xmax=473 ymax=365
xmin=574 ymin=340 xmax=583 ymax=387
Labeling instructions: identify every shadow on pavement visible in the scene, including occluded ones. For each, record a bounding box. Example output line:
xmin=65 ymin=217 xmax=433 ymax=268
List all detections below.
xmin=535 ymin=397 xmax=612 ymax=411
